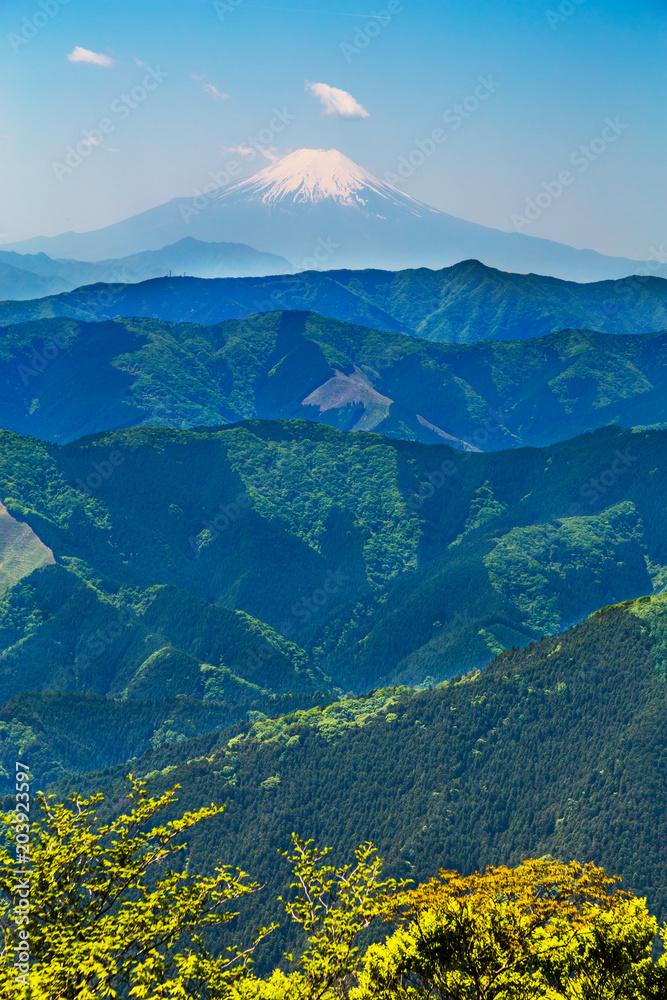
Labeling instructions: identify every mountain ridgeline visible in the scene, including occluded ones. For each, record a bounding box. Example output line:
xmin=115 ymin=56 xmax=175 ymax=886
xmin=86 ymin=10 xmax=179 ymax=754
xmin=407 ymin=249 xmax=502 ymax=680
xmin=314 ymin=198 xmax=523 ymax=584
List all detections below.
xmin=1 ymin=259 xmax=667 ymax=342
xmin=0 ymin=241 xmax=667 ymax=987
xmin=37 ymin=591 xmax=667 ymax=971
xmin=0 ymin=238 xmax=292 ymax=301
xmin=4 ymin=148 xmax=655 ymax=281
xmin=0 ymin=420 xmax=665 ymax=714
xmin=3 ymin=311 xmax=667 ymax=448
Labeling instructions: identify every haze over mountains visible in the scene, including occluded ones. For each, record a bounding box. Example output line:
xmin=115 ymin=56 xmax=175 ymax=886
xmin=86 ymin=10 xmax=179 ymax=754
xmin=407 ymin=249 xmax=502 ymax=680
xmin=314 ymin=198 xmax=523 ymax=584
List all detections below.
xmin=3 ymin=259 xmax=667 ymax=342
xmin=2 ymin=148 xmax=667 ymax=980
xmin=4 ymin=149 xmax=660 ymax=282
xmin=7 ymin=1 xmax=667 ymax=991
xmin=4 ymin=311 xmax=667 ymax=447
xmin=0 ymin=239 xmax=291 ymax=301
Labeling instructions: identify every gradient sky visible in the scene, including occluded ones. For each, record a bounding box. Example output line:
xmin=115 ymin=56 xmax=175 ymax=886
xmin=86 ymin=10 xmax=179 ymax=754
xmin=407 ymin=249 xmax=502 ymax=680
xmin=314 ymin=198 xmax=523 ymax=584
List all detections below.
xmin=1 ymin=0 xmax=665 ymax=259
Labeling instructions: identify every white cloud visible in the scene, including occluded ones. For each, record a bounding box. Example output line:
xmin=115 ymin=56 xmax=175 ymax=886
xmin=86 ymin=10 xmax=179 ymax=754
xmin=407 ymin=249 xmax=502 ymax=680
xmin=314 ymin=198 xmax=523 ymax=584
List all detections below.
xmin=225 ymin=144 xmax=277 ymax=162
xmin=305 ymin=81 xmax=369 ymax=119
xmin=191 ymin=74 xmax=229 ymax=102
xmin=79 ymin=135 xmax=118 ymax=153
xmin=67 ymin=46 xmax=115 ymax=68
xmin=225 ymin=144 xmax=255 ymax=158
xmin=202 ymin=83 xmax=230 ymax=102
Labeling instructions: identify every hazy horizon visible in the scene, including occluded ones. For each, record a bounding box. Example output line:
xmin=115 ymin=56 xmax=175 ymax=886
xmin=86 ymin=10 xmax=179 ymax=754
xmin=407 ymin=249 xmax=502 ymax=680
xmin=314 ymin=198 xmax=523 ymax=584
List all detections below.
xmin=2 ymin=0 xmax=665 ymax=260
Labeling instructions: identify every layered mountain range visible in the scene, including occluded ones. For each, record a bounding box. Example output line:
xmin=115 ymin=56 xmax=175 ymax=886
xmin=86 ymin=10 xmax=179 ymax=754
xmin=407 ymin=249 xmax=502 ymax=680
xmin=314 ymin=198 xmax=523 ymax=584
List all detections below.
xmin=1 ymin=245 xmax=667 ymax=972
xmin=0 ymin=238 xmax=291 ymax=301
xmin=4 ymin=311 xmax=667 ymax=447
xmin=4 ymin=149 xmax=660 ymax=281
xmin=0 ymin=420 xmax=663 ymax=704
xmin=2 ymin=259 xmax=667 ymax=341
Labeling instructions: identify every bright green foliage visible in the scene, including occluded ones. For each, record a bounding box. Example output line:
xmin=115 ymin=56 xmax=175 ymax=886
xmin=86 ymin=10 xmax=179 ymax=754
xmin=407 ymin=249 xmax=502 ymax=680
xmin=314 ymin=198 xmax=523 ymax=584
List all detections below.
xmin=0 ymin=788 xmax=665 ymax=1000
xmin=0 ymin=779 xmax=271 ymax=999
xmin=629 ymin=591 xmax=667 ymax=678
xmin=227 ymin=688 xmax=409 ymax=750
xmin=354 ymin=860 xmax=659 ymax=999
xmin=0 ymin=420 xmax=666 ymax=714
xmin=275 ymin=836 xmax=401 ymax=999
xmin=0 ymin=688 xmax=333 ymax=793
xmin=482 ymin=502 xmax=643 ymax=633
xmin=223 ymin=836 xmax=404 ymax=1000
xmin=240 ymin=836 xmax=402 ymax=1000
xmin=76 ymin=594 xmax=667 ymax=962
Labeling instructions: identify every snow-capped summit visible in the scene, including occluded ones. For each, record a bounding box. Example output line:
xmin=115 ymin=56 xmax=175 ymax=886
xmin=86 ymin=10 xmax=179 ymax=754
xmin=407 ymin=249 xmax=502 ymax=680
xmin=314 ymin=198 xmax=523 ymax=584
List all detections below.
xmin=3 ymin=147 xmax=648 ymax=281
xmin=215 ymin=148 xmax=427 ymax=212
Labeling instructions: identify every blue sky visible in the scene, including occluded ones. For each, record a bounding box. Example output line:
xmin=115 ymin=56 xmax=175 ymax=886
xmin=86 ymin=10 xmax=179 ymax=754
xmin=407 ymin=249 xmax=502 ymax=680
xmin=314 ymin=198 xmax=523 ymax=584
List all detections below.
xmin=1 ymin=0 xmax=665 ymax=259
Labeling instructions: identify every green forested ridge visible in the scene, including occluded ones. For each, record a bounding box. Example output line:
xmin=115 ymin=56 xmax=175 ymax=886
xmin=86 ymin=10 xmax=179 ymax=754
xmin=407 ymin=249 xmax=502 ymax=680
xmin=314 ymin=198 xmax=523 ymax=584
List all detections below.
xmin=3 ymin=778 xmax=664 ymax=998
xmin=0 ymin=563 xmax=322 ymax=702
xmin=1 ymin=279 xmax=666 ymax=993
xmin=0 ymin=688 xmax=332 ymax=793
xmin=4 ymin=311 xmax=667 ymax=448
xmin=50 ymin=592 xmax=667 ymax=972
xmin=0 ymin=420 xmax=665 ymax=699
xmin=2 ymin=258 xmax=667 ymax=342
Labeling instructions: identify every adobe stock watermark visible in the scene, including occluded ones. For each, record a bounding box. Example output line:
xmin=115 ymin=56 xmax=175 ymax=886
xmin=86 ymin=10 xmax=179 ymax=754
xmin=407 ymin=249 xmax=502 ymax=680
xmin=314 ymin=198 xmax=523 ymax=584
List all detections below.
xmin=75 ymin=273 xmax=127 ymax=318
xmin=286 ymin=568 xmax=350 ymax=633
xmin=552 ymin=246 xmax=667 ymax=348
xmin=511 ymin=117 xmax=628 ymax=232
xmin=230 ymin=262 xmax=337 ymax=335
xmin=16 ymin=327 xmax=76 ymax=386
xmin=568 ymin=448 xmax=638 ymax=515
xmin=179 ymin=108 xmax=296 ymax=224
xmin=189 ymin=442 xmax=311 ymax=557
xmin=74 ymin=441 xmax=141 ymax=496
xmin=297 ymin=236 xmax=339 ymax=271
xmin=245 ymin=567 xmax=350 ymax=673
xmin=17 ymin=283 xmax=125 ymax=386
xmin=213 ymin=0 xmax=243 ymax=21
xmin=188 ymin=492 xmax=252 ymax=556
xmin=7 ymin=0 xmax=70 ymax=54
xmin=12 ymin=762 xmax=31 ymax=989
xmin=406 ymin=408 xmax=505 ymax=512
xmin=78 ymin=605 xmax=136 ymax=670
xmin=546 ymin=0 xmax=587 ymax=30
xmin=340 ymin=1 xmax=402 ymax=63
xmin=52 ymin=64 xmax=169 ymax=181
xmin=384 ymin=75 xmax=501 ymax=184
xmin=242 ymin=281 xmax=303 ymax=325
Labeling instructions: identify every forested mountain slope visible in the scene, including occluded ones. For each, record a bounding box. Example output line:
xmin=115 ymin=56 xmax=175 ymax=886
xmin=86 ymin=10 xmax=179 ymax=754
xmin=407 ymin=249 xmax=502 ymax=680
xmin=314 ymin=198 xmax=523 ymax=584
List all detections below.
xmin=0 ymin=420 xmax=665 ymax=698
xmin=2 ymin=259 xmax=667 ymax=341
xmin=3 ymin=312 xmax=667 ymax=448
xmin=45 ymin=592 xmax=667 ymax=970
xmin=0 ymin=688 xmax=331 ymax=791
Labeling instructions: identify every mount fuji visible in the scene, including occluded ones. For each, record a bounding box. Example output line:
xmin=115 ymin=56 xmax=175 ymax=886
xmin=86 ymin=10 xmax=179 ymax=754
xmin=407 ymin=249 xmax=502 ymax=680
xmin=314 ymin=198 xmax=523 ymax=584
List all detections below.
xmin=5 ymin=149 xmax=654 ymax=281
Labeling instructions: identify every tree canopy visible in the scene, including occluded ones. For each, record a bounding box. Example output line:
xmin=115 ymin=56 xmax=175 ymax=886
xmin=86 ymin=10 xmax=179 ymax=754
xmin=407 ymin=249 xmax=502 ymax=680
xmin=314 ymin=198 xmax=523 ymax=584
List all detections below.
xmin=0 ymin=780 xmax=665 ymax=999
